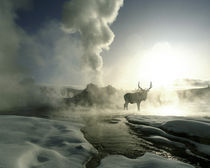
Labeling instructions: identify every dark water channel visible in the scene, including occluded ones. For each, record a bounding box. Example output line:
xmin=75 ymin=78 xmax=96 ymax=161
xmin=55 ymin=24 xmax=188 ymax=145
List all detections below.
xmin=81 ymin=113 xmax=210 ymax=168
xmin=82 ymin=114 xmax=176 ymax=168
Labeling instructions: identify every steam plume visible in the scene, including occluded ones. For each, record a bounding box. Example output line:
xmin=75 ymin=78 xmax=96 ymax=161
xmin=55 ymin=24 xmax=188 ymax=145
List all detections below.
xmin=62 ymin=0 xmax=124 ymax=84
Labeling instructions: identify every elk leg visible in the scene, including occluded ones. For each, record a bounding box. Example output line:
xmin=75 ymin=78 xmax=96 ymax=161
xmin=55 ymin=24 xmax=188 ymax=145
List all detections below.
xmin=124 ymin=102 xmax=128 ymax=110
xmin=137 ymin=102 xmax=140 ymax=111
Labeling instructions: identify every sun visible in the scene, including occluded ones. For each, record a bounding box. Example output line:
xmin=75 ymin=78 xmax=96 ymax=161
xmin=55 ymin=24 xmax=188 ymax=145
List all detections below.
xmin=137 ymin=42 xmax=189 ymax=88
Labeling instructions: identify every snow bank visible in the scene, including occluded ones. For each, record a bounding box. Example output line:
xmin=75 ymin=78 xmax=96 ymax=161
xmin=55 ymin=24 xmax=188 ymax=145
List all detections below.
xmin=0 ymin=115 xmax=96 ymax=168
xmin=146 ymin=136 xmax=186 ymax=148
xmin=126 ymin=115 xmax=181 ymax=127
xmin=98 ymin=153 xmax=194 ymax=168
xmin=126 ymin=115 xmax=210 ymax=160
xmin=161 ymin=119 xmax=210 ymax=140
xmin=126 ymin=115 xmax=210 ymax=142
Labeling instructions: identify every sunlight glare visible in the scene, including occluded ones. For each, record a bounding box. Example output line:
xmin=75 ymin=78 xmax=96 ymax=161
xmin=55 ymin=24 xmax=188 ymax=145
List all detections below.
xmin=138 ymin=42 xmax=189 ymax=88
xmin=156 ymin=105 xmax=186 ymax=116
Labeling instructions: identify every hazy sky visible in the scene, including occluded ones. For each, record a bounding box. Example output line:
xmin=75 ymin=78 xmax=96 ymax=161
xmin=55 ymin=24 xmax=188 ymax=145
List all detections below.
xmin=3 ymin=0 xmax=210 ymax=89
xmin=103 ymin=0 xmax=210 ymax=88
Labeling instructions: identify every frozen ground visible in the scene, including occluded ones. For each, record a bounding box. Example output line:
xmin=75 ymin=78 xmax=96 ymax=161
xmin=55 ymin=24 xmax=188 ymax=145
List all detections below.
xmin=0 ymin=115 xmax=96 ymax=168
xmin=126 ymin=115 xmax=210 ymax=166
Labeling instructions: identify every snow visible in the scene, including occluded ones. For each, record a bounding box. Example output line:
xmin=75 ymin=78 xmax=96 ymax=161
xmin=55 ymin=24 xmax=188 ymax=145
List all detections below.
xmin=146 ymin=135 xmax=186 ymax=148
xmin=126 ymin=115 xmax=180 ymax=127
xmin=126 ymin=115 xmax=210 ymax=159
xmin=126 ymin=115 xmax=210 ymax=141
xmin=0 ymin=115 xmax=97 ymax=168
xmin=161 ymin=119 xmax=210 ymax=139
xmin=195 ymin=143 xmax=210 ymax=156
xmin=98 ymin=152 xmax=194 ymax=168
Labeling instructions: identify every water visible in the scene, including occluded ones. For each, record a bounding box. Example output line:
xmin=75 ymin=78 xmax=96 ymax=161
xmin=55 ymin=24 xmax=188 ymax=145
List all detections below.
xmin=82 ymin=114 xmax=174 ymax=168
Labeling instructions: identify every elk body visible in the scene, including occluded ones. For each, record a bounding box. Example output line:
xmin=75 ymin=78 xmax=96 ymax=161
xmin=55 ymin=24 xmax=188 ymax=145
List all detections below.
xmin=124 ymin=82 xmax=152 ymax=111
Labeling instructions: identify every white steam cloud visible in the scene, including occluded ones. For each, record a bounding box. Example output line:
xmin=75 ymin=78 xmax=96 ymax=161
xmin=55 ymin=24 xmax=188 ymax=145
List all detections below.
xmin=0 ymin=0 xmax=124 ymax=111
xmin=0 ymin=0 xmax=34 ymax=110
xmin=62 ymin=0 xmax=124 ymax=84
xmin=0 ymin=0 xmax=30 ymax=76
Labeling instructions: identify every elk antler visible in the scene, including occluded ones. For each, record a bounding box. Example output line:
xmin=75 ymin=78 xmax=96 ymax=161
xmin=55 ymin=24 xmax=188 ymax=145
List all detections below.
xmin=138 ymin=82 xmax=144 ymax=90
xmin=147 ymin=81 xmax=152 ymax=90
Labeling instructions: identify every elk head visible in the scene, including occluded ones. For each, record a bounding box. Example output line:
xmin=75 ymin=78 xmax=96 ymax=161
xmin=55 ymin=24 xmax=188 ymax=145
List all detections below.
xmin=138 ymin=81 xmax=152 ymax=100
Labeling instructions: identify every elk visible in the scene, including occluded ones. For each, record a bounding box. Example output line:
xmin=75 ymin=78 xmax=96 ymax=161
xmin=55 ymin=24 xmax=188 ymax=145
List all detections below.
xmin=124 ymin=82 xmax=152 ymax=111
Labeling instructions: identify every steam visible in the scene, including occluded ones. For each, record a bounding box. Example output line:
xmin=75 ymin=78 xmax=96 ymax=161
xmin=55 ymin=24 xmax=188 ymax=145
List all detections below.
xmin=62 ymin=0 xmax=124 ymax=84
xmin=0 ymin=0 xmax=32 ymax=110
xmin=0 ymin=0 xmax=30 ymax=76
xmin=0 ymin=0 xmax=61 ymax=111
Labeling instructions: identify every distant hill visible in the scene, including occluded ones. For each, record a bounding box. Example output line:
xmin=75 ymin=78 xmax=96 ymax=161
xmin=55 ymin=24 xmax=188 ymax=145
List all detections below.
xmin=64 ymin=83 xmax=121 ymax=108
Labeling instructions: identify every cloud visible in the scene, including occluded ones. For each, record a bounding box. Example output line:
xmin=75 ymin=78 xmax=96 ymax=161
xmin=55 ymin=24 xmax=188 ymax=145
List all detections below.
xmin=62 ymin=0 xmax=124 ymax=84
